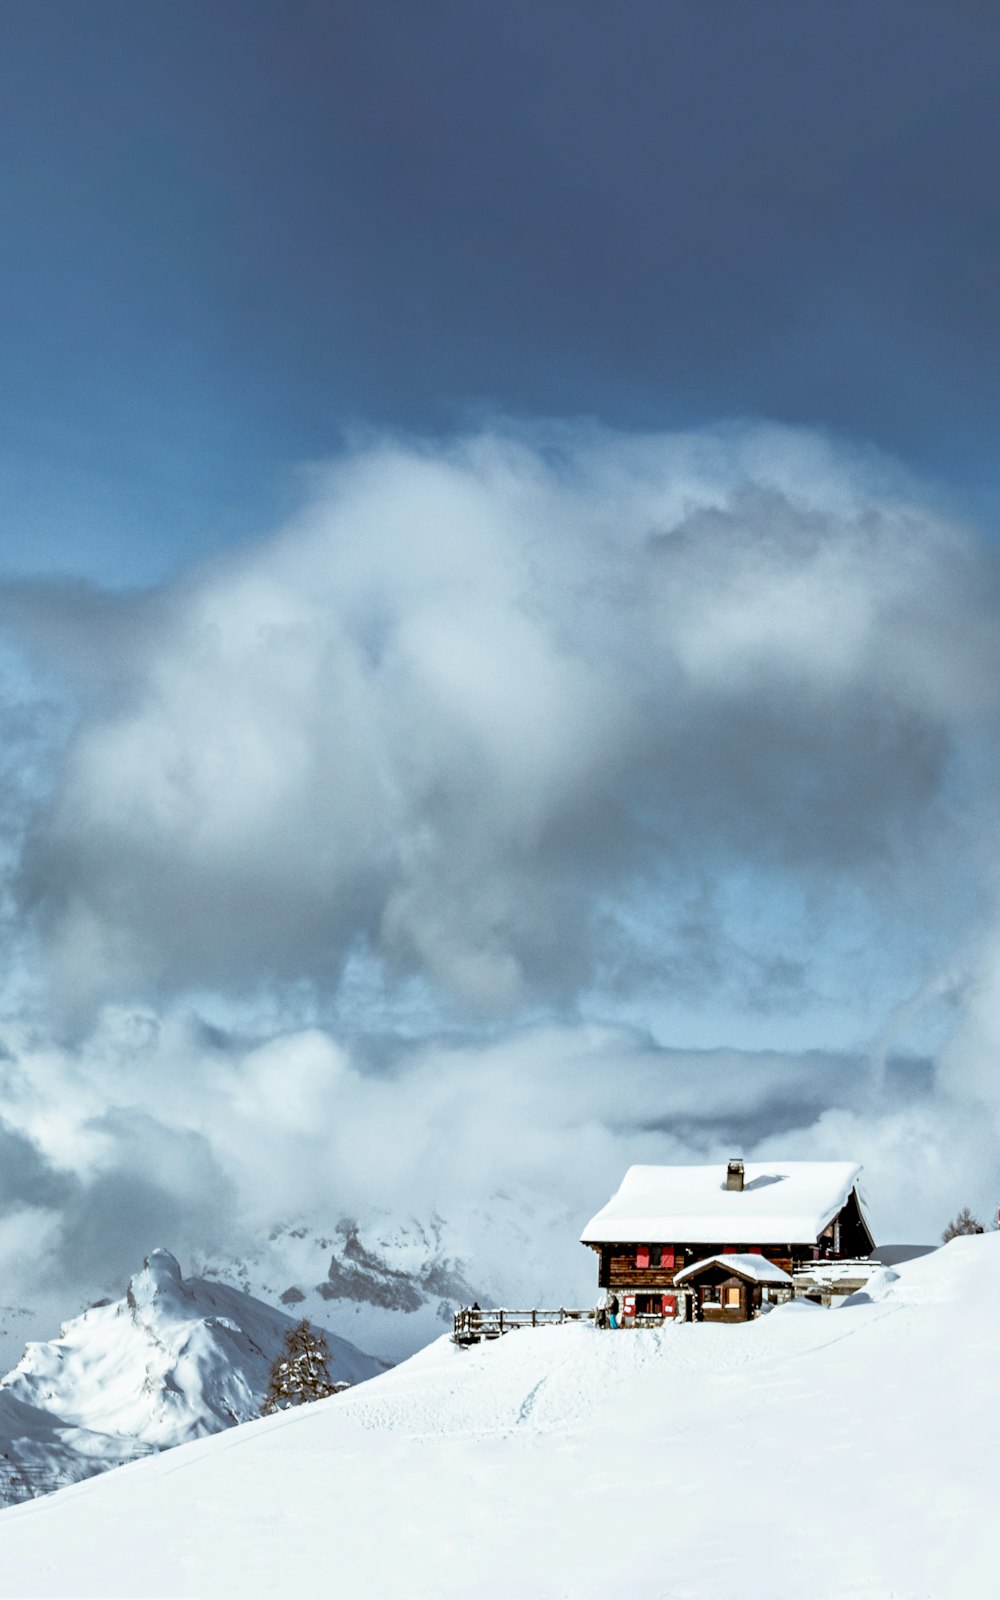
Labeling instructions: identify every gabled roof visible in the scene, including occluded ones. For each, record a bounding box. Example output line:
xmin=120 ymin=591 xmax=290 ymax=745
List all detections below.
xmin=673 ymin=1252 xmax=794 ymax=1287
xmin=580 ymin=1161 xmax=868 ymax=1246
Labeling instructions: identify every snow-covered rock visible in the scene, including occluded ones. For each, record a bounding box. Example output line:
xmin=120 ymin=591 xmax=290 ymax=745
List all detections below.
xmin=0 ymin=1249 xmax=385 ymax=1505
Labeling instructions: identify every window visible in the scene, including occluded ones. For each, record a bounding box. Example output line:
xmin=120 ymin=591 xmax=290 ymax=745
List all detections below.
xmin=723 ymin=1286 xmax=741 ymax=1308
xmin=634 ymin=1293 xmax=675 ymax=1318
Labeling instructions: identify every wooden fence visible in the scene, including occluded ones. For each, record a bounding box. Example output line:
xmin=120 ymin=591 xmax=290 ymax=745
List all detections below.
xmin=453 ymin=1306 xmax=598 ymax=1345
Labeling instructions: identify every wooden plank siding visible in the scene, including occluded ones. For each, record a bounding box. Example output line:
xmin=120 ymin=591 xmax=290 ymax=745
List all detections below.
xmin=595 ymin=1244 xmax=797 ymax=1289
xmin=587 ymin=1195 xmax=873 ymax=1329
xmin=698 ymin=1306 xmax=747 ymax=1324
xmin=834 ymin=1188 xmax=876 ymax=1256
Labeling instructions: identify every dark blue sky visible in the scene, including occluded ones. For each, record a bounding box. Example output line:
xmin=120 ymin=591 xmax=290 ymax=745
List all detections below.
xmin=3 ymin=0 xmax=1000 ymax=582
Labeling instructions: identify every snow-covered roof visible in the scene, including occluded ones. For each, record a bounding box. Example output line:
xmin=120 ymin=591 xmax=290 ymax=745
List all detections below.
xmin=673 ymin=1252 xmax=794 ymax=1287
xmin=580 ymin=1161 xmax=866 ymax=1246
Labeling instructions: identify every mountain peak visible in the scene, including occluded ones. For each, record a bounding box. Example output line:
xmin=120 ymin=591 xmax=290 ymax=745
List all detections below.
xmin=144 ymin=1247 xmax=183 ymax=1282
xmin=126 ymin=1249 xmax=188 ymax=1321
xmin=0 ymin=1251 xmax=384 ymax=1507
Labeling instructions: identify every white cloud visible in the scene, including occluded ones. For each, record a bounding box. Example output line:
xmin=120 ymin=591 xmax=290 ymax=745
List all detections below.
xmin=0 ymin=422 xmax=997 ymax=1331
xmin=7 ymin=422 xmax=997 ymax=1022
xmin=0 ymin=1003 xmax=989 ymax=1340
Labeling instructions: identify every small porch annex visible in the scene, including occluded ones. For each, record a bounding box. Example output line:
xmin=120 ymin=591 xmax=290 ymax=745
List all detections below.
xmin=673 ymin=1252 xmax=794 ymax=1323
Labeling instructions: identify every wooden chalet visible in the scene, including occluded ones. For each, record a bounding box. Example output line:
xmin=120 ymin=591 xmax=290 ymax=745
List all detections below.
xmin=581 ymin=1157 xmax=875 ymax=1325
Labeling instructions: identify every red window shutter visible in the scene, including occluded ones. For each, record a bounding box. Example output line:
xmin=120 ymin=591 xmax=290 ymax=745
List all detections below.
xmin=636 ymin=1246 xmax=650 ymax=1269
xmin=662 ymin=1294 xmax=676 ymax=1316
xmin=750 ymin=1247 xmax=762 ymax=1255
xmin=723 ymin=1245 xmax=736 ymax=1254
xmin=660 ymin=1248 xmax=675 ymax=1269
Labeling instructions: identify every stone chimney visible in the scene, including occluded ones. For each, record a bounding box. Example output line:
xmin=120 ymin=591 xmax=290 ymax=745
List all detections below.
xmin=725 ymin=1158 xmax=745 ymax=1192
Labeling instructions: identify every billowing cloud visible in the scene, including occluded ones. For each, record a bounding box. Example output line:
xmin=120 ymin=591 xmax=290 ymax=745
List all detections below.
xmin=0 ymin=1004 xmax=989 ymax=1359
xmin=0 ymin=1118 xmax=74 ymax=1212
xmin=0 ymin=423 xmax=998 ymax=1355
xmin=6 ymin=423 xmax=999 ymax=1020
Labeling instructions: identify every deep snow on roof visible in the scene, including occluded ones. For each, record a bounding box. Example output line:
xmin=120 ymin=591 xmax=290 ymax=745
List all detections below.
xmin=580 ymin=1161 xmax=866 ymax=1245
xmin=673 ymin=1252 xmax=794 ymax=1286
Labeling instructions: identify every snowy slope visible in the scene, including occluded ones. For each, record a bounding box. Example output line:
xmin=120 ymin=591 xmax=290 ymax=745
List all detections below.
xmin=0 ymin=1389 xmax=150 ymax=1507
xmin=0 ymin=1249 xmax=384 ymax=1506
xmin=0 ymin=1234 xmax=995 ymax=1598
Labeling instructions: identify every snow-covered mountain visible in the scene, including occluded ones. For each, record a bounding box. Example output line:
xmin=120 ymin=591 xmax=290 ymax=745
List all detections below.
xmin=0 ymin=1188 xmax=592 ymax=1380
xmin=194 ymin=1187 xmax=591 ymax=1364
xmin=0 ymin=1249 xmax=384 ymax=1506
xmin=0 ymin=1233 xmax=995 ymax=1598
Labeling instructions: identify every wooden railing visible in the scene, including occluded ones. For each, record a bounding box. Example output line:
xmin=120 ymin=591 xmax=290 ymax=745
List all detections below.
xmin=453 ymin=1306 xmax=598 ymax=1345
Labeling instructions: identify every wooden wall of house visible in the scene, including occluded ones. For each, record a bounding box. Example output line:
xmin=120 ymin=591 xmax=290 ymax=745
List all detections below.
xmin=836 ymin=1188 xmax=876 ymax=1256
xmin=593 ymin=1243 xmax=796 ymax=1289
xmin=687 ymin=1270 xmax=763 ymax=1324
